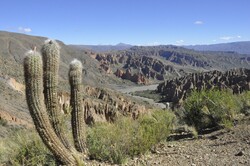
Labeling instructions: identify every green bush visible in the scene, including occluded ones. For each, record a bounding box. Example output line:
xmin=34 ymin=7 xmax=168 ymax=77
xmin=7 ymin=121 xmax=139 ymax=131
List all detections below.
xmin=1 ymin=110 xmax=175 ymax=165
xmin=239 ymin=91 xmax=250 ymax=115
xmin=0 ymin=129 xmax=56 ymax=166
xmin=183 ymin=89 xmax=241 ymax=131
xmin=87 ymin=110 xmax=175 ymax=164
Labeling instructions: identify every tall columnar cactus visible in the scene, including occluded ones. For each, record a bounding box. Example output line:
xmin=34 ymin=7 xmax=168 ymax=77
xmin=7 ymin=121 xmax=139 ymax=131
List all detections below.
xmin=41 ymin=40 xmax=71 ymax=149
xmin=23 ymin=40 xmax=86 ymax=165
xmin=69 ymin=59 xmax=86 ymax=153
xmin=24 ymin=50 xmax=76 ymax=165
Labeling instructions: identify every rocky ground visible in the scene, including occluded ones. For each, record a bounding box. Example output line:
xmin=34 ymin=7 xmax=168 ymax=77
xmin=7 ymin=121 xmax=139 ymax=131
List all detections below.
xmin=85 ymin=118 xmax=250 ymax=166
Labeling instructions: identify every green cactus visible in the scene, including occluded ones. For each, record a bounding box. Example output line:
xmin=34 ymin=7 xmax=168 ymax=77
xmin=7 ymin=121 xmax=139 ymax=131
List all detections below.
xmin=23 ymin=40 xmax=87 ymax=165
xmin=24 ymin=50 xmax=76 ymax=165
xmin=69 ymin=59 xmax=87 ymax=153
xmin=41 ymin=40 xmax=71 ymax=149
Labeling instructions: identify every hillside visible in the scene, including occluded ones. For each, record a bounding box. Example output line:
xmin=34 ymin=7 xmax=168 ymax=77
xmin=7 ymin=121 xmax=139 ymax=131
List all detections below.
xmin=185 ymin=41 xmax=250 ymax=55
xmin=0 ymin=31 xmax=126 ymax=88
xmin=0 ymin=31 xmax=132 ymax=131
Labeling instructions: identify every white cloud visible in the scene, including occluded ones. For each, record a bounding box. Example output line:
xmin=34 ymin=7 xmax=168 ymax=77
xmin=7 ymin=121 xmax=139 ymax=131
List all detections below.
xmin=219 ymin=36 xmax=234 ymax=40
xmin=18 ymin=27 xmax=32 ymax=33
xmin=150 ymin=41 xmax=160 ymax=46
xmin=219 ymin=35 xmax=242 ymax=41
xmin=194 ymin=21 xmax=203 ymax=25
xmin=176 ymin=40 xmax=184 ymax=44
xmin=138 ymin=41 xmax=160 ymax=46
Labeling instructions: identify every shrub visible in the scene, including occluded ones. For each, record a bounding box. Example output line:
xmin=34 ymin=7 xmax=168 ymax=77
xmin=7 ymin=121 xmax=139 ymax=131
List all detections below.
xmin=87 ymin=119 xmax=131 ymax=164
xmin=239 ymin=91 xmax=250 ymax=115
xmin=183 ymin=89 xmax=241 ymax=131
xmin=1 ymin=110 xmax=175 ymax=165
xmin=87 ymin=110 xmax=175 ymax=164
xmin=0 ymin=129 xmax=56 ymax=166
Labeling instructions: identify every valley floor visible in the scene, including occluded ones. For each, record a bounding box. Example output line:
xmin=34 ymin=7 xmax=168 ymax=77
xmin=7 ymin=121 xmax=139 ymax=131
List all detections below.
xmin=85 ymin=118 xmax=250 ymax=166
xmin=114 ymin=84 xmax=166 ymax=109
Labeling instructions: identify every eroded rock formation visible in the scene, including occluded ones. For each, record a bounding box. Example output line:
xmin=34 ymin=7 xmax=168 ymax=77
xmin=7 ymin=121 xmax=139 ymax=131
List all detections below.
xmin=0 ymin=110 xmax=32 ymax=127
xmin=58 ymin=86 xmax=147 ymax=124
xmin=157 ymin=68 xmax=250 ymax=105
xmin=94 ymin=53 xmax=179 ymax=84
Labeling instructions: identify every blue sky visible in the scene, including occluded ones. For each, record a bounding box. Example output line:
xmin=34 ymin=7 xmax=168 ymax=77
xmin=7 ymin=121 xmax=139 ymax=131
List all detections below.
xmin=1 ymin=0 xmax=249 ymax=45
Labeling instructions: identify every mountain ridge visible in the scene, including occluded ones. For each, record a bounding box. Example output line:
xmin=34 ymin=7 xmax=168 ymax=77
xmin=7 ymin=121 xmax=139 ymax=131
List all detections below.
xmin=185 ymin=41 xmax=250 ymax=55
xmin=71 ymin=41 xmax=250 ymax=55
xmin=70 ymin=43 xmax=133 ymax=52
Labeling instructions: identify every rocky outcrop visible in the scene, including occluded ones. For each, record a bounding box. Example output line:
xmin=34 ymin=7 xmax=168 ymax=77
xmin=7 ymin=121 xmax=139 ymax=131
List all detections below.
xmin=58 ymin=86 xmax=147 ymax=124
xmin=129 ymin=45 xmax=212 ymax=68
xmin=114 ymin=69 xmax=124 ymax=77
xmin=84 ymin=86 xmax=147 ymax=124
xmin=158 ymin=50 xmax=210 ymax=67
xmin=58 ymin=92 xmax=70 ymax=114
xmin=7 ymin=77 xmax=25 ymax=94
xmin=0 ymin=110 xmax=32 ymax=127
xmin=96 ymin=53 xmax=119 ymax=65
xmin=0 ymin=75 xmax=25 ymax=94
xmin=157 ymin=68 xmax=250 ymax=105
xmin=95 ymin=53 xmax=179 ymax=84
xmin=100 ymin=64 xmax=112 ymax=74
xmin=125 ymin=56 xmax=175 ymax=79
xmin=114 ymin=68 xmax=149 ymax=85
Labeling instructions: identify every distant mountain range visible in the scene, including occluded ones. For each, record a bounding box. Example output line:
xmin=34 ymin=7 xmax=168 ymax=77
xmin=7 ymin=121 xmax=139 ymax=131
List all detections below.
xmin=1 ymin=30 xmax=248 ymax=87
xmin=70 ymin=43 xmax=133 ymax=52
xmin=185 ymin=41 xmax=250 ymax=55
xmin=71 ymin=41 xmax=250 ymax=55
xmin=93 ymin=44 xmax=250 ymax=84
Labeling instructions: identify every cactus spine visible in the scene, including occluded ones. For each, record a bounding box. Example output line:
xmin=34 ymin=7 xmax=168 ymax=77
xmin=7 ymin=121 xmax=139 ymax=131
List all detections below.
xmin=24 ymin=40 xmax=87 ymax=165
xmin=24 ymin=50 xmax=76 ymax=165
xmin=69 ymin=59 xmax=86 ymax=153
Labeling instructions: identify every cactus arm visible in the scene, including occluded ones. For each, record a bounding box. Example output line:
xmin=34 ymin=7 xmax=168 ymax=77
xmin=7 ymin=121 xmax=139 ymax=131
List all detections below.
xmin=41 ymin=40 xmax=71 ymax=149
xmin=69 ymin=59 xmax=87 ymax=153
xmin=24 ymin=51 xmax=76 ymax=165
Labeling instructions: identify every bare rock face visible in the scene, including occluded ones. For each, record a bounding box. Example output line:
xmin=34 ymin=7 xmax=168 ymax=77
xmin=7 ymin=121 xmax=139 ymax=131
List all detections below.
xmin=84 ymin=86 xmax=146 ymax=124
xmin=0 ymin=110 xmax=32 ymax=127
xmin=157 ymin=68 xmax=250 ymax=105
xmin=114 ymin=69 xmax=124 ymax=77
xmin=114 ymin=68 xmax=149 ymax=85
xmin=58 ymin=86 xmax=147 ymax=124
xmin=7 ymin=78 xmax=25 ymax=94
xmin=95 ymin=53 xmax=179 ymax=84
xmin=159 ymin=50 xmax=210 ymax=67
xmin=0 ymin=75 xmax=25 ymax=94
xmin=100 ymin=64 xmax=112 ymax=74
xmin=58 ymin=92 xmax=70 ymax=114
